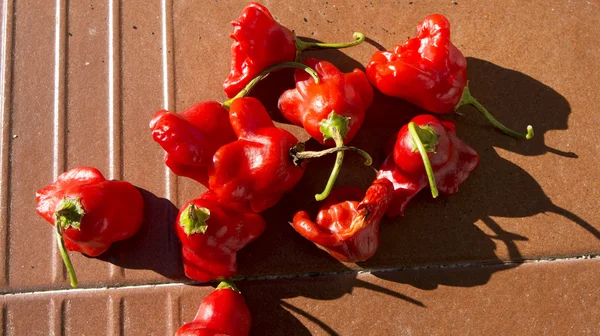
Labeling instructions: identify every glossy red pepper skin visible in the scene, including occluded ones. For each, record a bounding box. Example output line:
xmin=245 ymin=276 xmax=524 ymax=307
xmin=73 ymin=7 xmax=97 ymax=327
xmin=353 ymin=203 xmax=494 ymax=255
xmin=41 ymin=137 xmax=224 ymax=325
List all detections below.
xmin=378 ymin=115 xmax=479 ymax=217
xmin=279 ymin=58 xmax=374 ymax=145
xmin=209 ymin=97 xmax=304 ymax=213
xmin=176 ymin=281 xmax=251 ymax=336
xmin=292 ymin=178 xmax=393 ymax=262
xmin=366 ymin=14 xmax=466 ymax=114
xmin=176 ymin=191 xmax=266 ymax=282
xmin=224 ymin=2 xmax=296 ymax=98
xmin=150 ymin=101 xmax=237 ymax=186
xmin=35 ymin=167 xmax=144 ymax=257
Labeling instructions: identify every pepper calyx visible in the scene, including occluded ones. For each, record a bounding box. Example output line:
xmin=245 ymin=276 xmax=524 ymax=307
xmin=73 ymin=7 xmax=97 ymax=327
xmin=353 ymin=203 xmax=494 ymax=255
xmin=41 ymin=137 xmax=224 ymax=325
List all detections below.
xmin=54 ymin=197 xmax=85 ymax=231
xmin=319 ymin=111 xmax=350 ymax=141
xmin=217 ymin=279 xmax=241 ymax=293
xmin=180 ymin=204 xmax=210 ymax=236
xmin=408 ymin=122 xmax=439 ymax=198
xmin=409 ymin=123 xmax=439 ymax=153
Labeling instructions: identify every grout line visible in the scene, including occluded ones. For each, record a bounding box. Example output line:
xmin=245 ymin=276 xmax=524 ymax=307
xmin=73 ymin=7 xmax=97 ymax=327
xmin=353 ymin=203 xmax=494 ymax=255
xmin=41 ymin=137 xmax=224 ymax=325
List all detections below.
xmin=51 ymin=0 xmax=68 ymax=286
xmin=161 ymin=0 xmax=177 ymax=204
xmin=0 ymin=0 xmax=14 ymax=287
xmin=1 ymin=254 xmax=598 ymax=298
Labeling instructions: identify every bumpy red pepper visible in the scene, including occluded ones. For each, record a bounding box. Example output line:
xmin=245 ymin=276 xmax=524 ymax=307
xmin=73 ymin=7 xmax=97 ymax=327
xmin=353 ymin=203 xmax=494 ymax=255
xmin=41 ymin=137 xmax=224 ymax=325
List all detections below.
xmin=292 ymin=178 xmax=393 ymax=262
xmin=279 ymin=58 xmax=374 ymax=200
xmin=176 ymin=280 xmax=251 ymax=336
xmin=377 ymin=115 xmax=479 ymax=217
xmin=150 ymin=102 xmax=236 ymax=186
xmin=176 ymin=191 xmax=266 ymax=282
xmin=366 ymin=14 xmax=533 ymax=139
xmin=35 ymin=167 xmax=144 ymax=287
xmin=209 ymin=96 xmax=365 ymax=213
xmin=224 ymin=2 xmax=365 ymax=98
xmin=208 ymin=97 xmax=304 ymax=213
xmin=151 ymin=62 xmax=319 ymax=186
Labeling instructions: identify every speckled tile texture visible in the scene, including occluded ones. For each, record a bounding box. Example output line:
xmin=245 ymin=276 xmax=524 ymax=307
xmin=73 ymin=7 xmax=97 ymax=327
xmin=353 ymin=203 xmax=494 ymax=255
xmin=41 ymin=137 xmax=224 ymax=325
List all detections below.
xmin=0 ymin=0 xmax=598 ymax=334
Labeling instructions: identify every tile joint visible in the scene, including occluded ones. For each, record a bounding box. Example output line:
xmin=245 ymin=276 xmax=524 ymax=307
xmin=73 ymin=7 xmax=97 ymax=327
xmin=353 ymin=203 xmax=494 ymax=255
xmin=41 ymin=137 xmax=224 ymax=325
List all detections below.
xmin=1 ymin=254 xmax=598 ymax=298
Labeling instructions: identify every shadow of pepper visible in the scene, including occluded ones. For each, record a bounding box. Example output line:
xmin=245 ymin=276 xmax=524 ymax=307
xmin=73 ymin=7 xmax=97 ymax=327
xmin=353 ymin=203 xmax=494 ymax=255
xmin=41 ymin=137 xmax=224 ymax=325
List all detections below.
xmin=97 ymin=188 xmax=185 ymax=280
xmin=233 ymin=52 xmax=597 ymax=334
xmin=238 ymin=273 xmax=424 ymax=336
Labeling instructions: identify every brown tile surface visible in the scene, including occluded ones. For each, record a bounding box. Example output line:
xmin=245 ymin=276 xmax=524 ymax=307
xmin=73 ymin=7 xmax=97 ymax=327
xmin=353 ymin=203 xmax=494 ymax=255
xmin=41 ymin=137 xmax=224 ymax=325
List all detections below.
xmin=1 ymin=258 xmax=599 ymax=335
xmin=0 ymin=0 xmax=599 ymax=333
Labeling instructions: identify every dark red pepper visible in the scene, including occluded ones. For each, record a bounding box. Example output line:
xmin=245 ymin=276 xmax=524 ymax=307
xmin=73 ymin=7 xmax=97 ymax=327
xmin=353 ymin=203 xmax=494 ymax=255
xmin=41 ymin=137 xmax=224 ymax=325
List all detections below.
xmin=209 ymin=94 xmax=366 ymax=212
xmin=208 ymin=97 xmax=304 ymax=213
xmin=366 ymin=14 xmax=533 ymax=139
xmin=377 ymin=114 xmax=479 ymax=217
xmin=150 ymin=102 xmax=236 ymax=186
xmin=224 ymin=2 xmax=365 ymax=98
xmin=176 ymin=280 xmax=251 ymax=336
xmin=279 ymin=58 xmax=374 ymax=200
xmin=35 ymin=167 xmax=144 ymax=287
xmin=292 ymin=178 xmax=393 ymax=262
xmin=151 ymin=62 xmax=319 ymax=186
xmin=176 ymin=191 xmax=266 ymax=282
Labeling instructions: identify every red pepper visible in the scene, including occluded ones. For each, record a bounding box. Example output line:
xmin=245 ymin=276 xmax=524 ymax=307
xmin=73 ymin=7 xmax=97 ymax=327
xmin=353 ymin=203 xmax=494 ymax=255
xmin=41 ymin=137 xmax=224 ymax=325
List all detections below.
xmin=176 ymin=191 xmax=266 ymax=282
xmin=208 ymin=97 xmax=305 ymax=213
xmin=224 ymin=2 xmax=365 ymax=98
xmin=209 ymin=96 xmax=365 ymax=212
xmin=377 ymin=115 xmax=479 ymax=217
xmin=35 ymin=167 xmax=144 ymax=287
xmin=366 ymin=14 xmax=533 ymax=139
xmin=151 ymin=62 xmax=319 ymax=186
xmin=176 ymin=280 xmax=251 ymax=336
xmin=292 ymin=178 xmax=393 ymax=262
xmin=279 ymin=58 xmax=374 ymax=200
xmin=150 ymin=102 xmax=236 ymax=186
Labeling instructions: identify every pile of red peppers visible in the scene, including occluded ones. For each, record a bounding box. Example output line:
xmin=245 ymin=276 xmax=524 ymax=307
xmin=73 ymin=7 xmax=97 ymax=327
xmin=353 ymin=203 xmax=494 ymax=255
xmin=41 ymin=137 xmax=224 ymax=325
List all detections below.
xmin=33 ymin=3 xmax=535 ymax=334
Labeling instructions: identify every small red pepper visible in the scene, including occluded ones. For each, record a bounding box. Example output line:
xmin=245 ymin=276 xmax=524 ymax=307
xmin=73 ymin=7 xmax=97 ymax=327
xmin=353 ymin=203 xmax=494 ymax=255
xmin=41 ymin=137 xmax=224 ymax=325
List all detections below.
xmin=176 ymin=280 xmax=251 ymax=336
xmin=176 ymin=191 xmax=266 ymax=282
xmin=377 ymin=114 xmax=479 ymax=217
xmin=279 ymin=58 xmax=374 ymax=200
xmin=150 ymin=102 xmax=236 ymax=186
xmin=366 ymin=14 xmax=533 ymax=139
xmin=209 ymin=96 xmax=365 ymax=212
xmin=292 ymin=178 xmax=393 ymax=262
xmin=224 ymin=2 xmax=365 ymax=98
xmin=35 ymin=167 xmax=144 ymax=287
xmin=208 ymin=97 xmax=304 ymax=213
xmin=151 ymin=62 xmax=319 ymax=186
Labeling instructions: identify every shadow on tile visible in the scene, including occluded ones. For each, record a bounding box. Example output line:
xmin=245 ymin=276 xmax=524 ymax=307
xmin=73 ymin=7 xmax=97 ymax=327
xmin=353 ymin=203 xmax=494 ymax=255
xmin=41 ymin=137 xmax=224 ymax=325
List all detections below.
xmin=97 ymin=188 xmax=185 ymax=280
xmin=238 ymin=50 xmax=598 ymax=335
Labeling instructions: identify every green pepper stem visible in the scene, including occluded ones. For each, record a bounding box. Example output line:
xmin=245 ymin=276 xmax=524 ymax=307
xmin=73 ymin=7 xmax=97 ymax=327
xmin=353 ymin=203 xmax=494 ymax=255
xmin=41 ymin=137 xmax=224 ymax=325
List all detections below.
xmin=315 ymin=127 xmax=346 ymax=201
xmin=295 ymin=32 xmax=365 ymax=53
xmin=54 ymin=220 xmax=78 ymax=288
xmin=457 ymin=85 xmax=534 ymax=140
xmin=222 ymin=62 xmax=320 ymax=108
xmin=217 ymin=279 xmax=240 ymax=293
xmin=408 ymin=122 xmax=439 ymax=198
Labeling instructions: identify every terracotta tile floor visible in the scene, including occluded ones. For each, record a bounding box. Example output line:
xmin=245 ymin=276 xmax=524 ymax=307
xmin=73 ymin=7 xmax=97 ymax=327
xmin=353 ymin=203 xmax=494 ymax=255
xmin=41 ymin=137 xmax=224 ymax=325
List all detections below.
xmin=1 ymin=0 xmax=598 ymax=334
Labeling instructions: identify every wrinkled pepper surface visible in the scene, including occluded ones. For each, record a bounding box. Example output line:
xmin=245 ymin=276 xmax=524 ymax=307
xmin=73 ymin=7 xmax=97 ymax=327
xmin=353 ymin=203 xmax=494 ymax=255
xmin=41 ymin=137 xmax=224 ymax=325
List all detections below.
xmin=150 ymin=102 xmax=236 ymax=186
xmin=224 ymin=2 xmax=365 ymax=98
xmin=292 ymin=178 xmax=393 ymax=262
xmin=35 ymin=167 xmax=144 ymax=287
xmin=366 ymin=14 xmax=533 ymax=139
xmin=279 ymin=58 xmax=374 ymax=200
xmin=176 ymin=280 xmax=251 ymax=336
xmin=208 ymin=97 xmax=305 ymax=213
xmin=151 ymin=62 xmax=318 ymax=186
xmin=378 ymin=114 xmax=479 ymax=217
xmin=176 ymin=191 xmax=266 ymax=282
